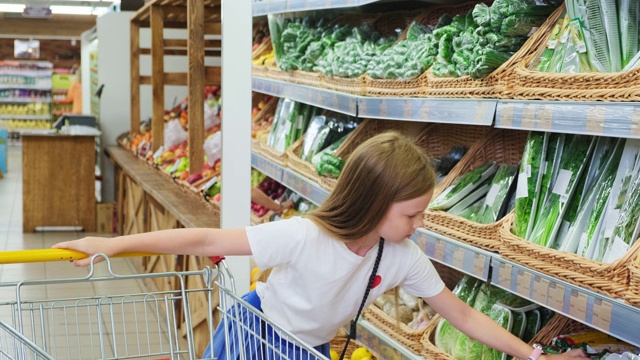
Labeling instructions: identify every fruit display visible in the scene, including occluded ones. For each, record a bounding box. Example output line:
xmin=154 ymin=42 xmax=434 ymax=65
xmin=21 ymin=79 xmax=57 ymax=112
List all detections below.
xmin=373 ymin=289 xmax=437 ymax=332
xmin=251 ymin=95 xmax=275 ymax=141
xmin=0 ymin=103 xmax=50 ymax=116
xmin=0 ymin=119 xmax=52 ymax=131
xmin=252 ymin=177 xmax=287 ymax=217
xmin=329 ymin=346 xmax=374 ymax=360
xmin=0 ymin=89 xmax=50 ymax=101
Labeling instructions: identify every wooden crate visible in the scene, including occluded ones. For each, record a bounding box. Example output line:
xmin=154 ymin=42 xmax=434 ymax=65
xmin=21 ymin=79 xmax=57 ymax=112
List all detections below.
xmin=130 ymin=0 xmax=221 ymax=175
xmin=22 ymin=135 xmax=96 ymax=232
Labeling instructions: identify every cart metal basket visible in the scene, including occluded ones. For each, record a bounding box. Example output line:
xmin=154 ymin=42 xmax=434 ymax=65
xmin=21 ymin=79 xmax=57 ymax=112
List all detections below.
xmin=0 ymin=250 xmax=328 ymax=360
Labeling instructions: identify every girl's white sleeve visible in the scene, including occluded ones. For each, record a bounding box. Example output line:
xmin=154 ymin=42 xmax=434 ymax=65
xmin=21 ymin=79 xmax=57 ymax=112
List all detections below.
xmin=245 ymin=217 xmax=307 ymax=269
xmin=400 ymin=241 xmax=446 ymax=298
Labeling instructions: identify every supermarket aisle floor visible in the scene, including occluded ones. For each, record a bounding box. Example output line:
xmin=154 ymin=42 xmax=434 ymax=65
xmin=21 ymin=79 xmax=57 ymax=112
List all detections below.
xmin=0 ymin=145 xmax=156 ymax=358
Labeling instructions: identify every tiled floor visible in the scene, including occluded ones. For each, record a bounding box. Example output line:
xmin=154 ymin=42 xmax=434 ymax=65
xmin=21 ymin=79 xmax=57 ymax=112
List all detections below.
xmin=0 ymin=146 xmax=182 ymax=359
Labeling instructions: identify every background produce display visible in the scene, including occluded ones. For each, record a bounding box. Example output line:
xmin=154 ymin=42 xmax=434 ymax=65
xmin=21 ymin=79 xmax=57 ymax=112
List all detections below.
xmin=530 ymin=0 xmax=640 ymax=73
xmin=264 ymin=0 xmax=561 ymax=81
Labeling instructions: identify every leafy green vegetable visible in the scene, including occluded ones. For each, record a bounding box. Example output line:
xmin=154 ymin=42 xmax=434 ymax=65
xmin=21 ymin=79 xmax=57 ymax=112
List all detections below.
xmin=529 ymin=135 xmax=595 ymax=248
xmin=514 ymin=132 xmax=547 ymax=238
xmin=477 ymin=164 xmax=517 ymax=224
xmin=532 ymin=133 xmax=565 ymax=239
xmin=430 ymin=162 xmax=497 ymax=210
xmin=455 ymin=199 xmax=485 ymax=222
xmin=500 ymin=15 xmax=547 ymax=37
xmin=522 ymin=310 xmax=541 ymax=343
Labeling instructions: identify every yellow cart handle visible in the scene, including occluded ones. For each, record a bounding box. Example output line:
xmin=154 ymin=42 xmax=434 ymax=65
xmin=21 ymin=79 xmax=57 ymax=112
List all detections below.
xmin=0 ymin=249 xmax=157 ymax=264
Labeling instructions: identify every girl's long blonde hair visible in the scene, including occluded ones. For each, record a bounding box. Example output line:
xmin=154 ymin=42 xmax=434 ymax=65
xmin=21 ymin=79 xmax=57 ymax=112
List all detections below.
xmin=307 ymin=131 xmax=436 ymax=241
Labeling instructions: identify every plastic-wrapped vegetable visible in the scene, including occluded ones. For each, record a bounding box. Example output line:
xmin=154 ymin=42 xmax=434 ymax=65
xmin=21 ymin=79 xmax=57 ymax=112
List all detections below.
xmin=477 ymin=164 xmax=517 ymax=224
xmin=448 ymin=181 xmax=491 ymax=216
xmin=430 ymin=162 xmax=498 ymax=210
xmin=454 ymin=199 xmax=485 ymax=222
xmin=604 ymin=164 xmax=640 ymax=262
xmin=522 ymin=310 xmax=541 ymax=343
xmin=406 ymin=21 xmax=432 ymax=41
xmin=560 ymin=20 xmax=595 ymax=73
xmin=469 ymin=49 xmax=513 ymax=79
xmin=529 ymin=135 xmax=595 ymax=248
xmin=514 ymin=132 xmax=547 ymax=238
xmin=435 ymin=277 xmax=481 ymax=353
xmin=594 ymin=140 xmax=640 ymax=261
xmin=562 ymin=139 xmax=624 ymax=256
xmin=481 ymin=305 xmax=513 ymax=360
xmin=267 ymin=99 xmax=300 ymax=152
xmin=532 ymin=133 xmax=565 ymax=238
xmin=492 ymin=0 xmax=559 ymax=17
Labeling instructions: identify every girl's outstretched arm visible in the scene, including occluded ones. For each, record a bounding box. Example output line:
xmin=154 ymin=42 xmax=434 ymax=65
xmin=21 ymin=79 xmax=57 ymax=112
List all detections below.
xmin=425 ymin=288 xmax=589 ymax=360
xmin=53 ymin=228 xmax=251 ymax=267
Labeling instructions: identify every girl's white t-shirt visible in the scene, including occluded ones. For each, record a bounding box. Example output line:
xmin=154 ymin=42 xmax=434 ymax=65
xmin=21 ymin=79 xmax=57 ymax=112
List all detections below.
xmin=246 ymin=216 xmax=445 ymax=346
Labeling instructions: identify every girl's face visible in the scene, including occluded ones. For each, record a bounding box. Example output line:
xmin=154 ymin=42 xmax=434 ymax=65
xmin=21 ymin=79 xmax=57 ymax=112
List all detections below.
xmin=377 ymin=191 xmax=432 ymax=243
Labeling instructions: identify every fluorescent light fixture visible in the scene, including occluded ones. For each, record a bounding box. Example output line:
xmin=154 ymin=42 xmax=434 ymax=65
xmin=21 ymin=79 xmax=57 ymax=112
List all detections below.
xmin=50 ymin=5 xmax=93 ymax=15
xmin=0 ymin=4 xmax=25 ymax=12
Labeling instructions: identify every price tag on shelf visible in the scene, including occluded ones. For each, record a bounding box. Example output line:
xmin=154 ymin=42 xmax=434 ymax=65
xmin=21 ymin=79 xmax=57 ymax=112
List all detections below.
xmin=475 ymin=101 xmax=490 ymax=125
xmin=538 ymin=104 xmax=554 ymax=130
xmin=516 ymin=270 xmax=532 ymax=296
xmin=452 ymin=247 xmax=465 ymax=269
xmin=434 ymin=239 xmax=445 ymax=261
xmin=359 ymin=100 xmax=367 ymax=116
xmin=533 ymin=276 xmax=549 ymax=304
xmin=591 ymin=298 xmax=613 ymax=332
xmin=332 ymin=94 xmax=339 ymax=111
xmin=548 ymin=282 xmax=565 ymax=311
xmin=379 ymin=99 xmax=388 ymax=118
xmin=403 ymin=99 xmax=414 ymax=120
xmin=632 ymin=106 xmax=640 ymax=137
xmin=473 ymin=253 xmax=486 ymax=278
xmin=586 ymin=105 xmax=606 ymax=134
xmin=498 ymin=262 xmax=512 ymax=288
xmin=419 ymin=101 xmax=430 ymax=120
xmin=499 ymin=103 xmax=515 ymax=127
xmin=569 ymin=290 xmax=588 ymax=321
xmin=521 ymin=103 xmax=537 ymax=129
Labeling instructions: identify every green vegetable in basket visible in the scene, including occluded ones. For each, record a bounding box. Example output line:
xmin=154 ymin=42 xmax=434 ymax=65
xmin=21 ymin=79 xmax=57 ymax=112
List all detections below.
xmin=533 ymin=133 xmax=565 ymax=238
xmin=455 ymin=199 xmax=485 ymax=222
xmin=476 ymin=164 xmax=517 ymax=224
xmin=481 ymin=305 xmax=513 ymax=360
xmin=529 ymin=135 xmax=595 ymax=248
xmin=492 ymin=0 xmax=559 ymax=17
xmin=522 ymin=310 xmax=541 ymax=343
xmin=500 ymin=15 xmax=547 ymax=37
xmin=406 ymin=21 xmax=432 ymax=41
xmin=530 ymin=15 xmax=565 ymax=72
xmin=514 ymin=132 xmax=547 ymax=239
xmin=472 ymin=3 xmax=492 ymax=27
xmin=430 ymin=161 xmax=498 ymax=210
xmin=435 ymin=276 xmax=480 ymax=353
xmin=469 ymin=49 xmax=513 ymax=79
xmin=604 ymin=162 xmax=640 ymax=262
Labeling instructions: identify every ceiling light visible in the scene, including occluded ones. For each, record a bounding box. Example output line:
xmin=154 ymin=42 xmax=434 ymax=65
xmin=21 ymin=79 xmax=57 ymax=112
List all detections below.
xmin=0 ymin=4 xmax=25 ymax=12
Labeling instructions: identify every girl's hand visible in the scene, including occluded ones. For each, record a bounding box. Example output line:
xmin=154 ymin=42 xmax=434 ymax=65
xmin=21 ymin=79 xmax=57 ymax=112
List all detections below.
xmin=542 ymin=349 xmax=590 ymax=360
xmin=52 ymin=237 xmax=118 ymax=267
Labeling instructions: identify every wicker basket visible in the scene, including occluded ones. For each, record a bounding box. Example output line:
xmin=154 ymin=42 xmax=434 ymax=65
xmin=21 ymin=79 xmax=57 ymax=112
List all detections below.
xmin=285 ymin=136 xmax=324 ymax=184
xmin=423 ymin=129 xmax=528 ymax=252
xmin=625 ymin=255 xmax=640 ymax=306
xmin=364 ymin=1 xmax=483 ymax=98
xmin=423 ymin=5 xmax=564 ymax=99
xmin=319 ymin=118 xmax=430 ymax=191
xmin=500 ymin=213 xmax=640 ymax=299
xmin=251 ymin=96 xmax=279 ymax=149
xmin=420 ymin=315 xmax=455 ymax=360
xmin=362 ymin=261 xmax=464 ymax=354
xmin=527 ymin=314 xmax=591 ymax=348
xmin=330 ymin=335 xmax=379 ymax=360
xmin=506 ymin=4 xmax=640 ymax=101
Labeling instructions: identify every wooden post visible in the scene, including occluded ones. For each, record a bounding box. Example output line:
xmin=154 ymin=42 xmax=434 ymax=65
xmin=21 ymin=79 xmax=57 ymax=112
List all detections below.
xmin=151 ymin=5 xmax=165 ymax=153
xmin=130 ymin=20 xmax=141 ymax=135
xmin=187 ymin=0 xmax=205 ymax=176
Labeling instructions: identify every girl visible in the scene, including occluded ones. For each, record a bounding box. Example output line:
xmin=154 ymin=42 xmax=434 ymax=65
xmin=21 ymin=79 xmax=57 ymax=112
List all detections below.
xmin=54 ymin=132 xmax=587 ymax=360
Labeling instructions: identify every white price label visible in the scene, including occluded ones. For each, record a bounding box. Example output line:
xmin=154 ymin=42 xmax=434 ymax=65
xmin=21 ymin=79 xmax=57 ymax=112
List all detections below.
xmin=552 ymin=169 xmax=573 ymax=198
xmin=153 ymin=145 xmax=164 ymax=159
xmin=434 ymin=239 xmax=445 ymax=261
xmin=516 ymin=270 xmax=532 ymax=296
xmin=403 ymin=99 xmax=413 ymax=119
xmin=500 ymin=104 xmax=515 ymax=127
xmin=516 ymin=174 xmax=529 ymax=199
xmin=569 ymin=290 xmax=588 ymax=321
xmin=379 ymin=100 xmax=388 ymax=118
xmin=592 ymin=298 xmax=613 ymax=332
xmin=200 ymin=176 xmax=218 ymax=191
xmin=453 ymin=247 xmax=465 ymax=269
xmin=548 ymin=282 xmax=565 ymax=310
xmin=485 ymin=184 xmax=500 ymax=207
xmin=533 ymin=276 xmax=549 ymax=304
xmin=524 ymin=164 xmax=532 ymax=178
xmin=473 ymin=253 xmax=486 ymax=278
xmin=498 ymin=263 xmax=512 ymax=288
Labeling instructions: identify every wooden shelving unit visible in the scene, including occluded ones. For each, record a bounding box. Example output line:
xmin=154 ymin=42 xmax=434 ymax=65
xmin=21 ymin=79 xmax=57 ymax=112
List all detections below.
xmin=130 ymin=0 xmax=222 ymax=175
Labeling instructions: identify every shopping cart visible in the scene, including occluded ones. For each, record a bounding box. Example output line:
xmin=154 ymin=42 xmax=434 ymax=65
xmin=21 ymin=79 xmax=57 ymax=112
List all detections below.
xmin=0 ymin=250 xmax=328 ymax=360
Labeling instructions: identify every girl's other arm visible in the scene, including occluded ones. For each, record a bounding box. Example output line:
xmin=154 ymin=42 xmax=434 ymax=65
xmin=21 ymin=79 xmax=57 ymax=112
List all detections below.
xmin=53 ymin=227 xmax=251 ymax=267
xmin=425 ymin=288 xmax=589 ymax=360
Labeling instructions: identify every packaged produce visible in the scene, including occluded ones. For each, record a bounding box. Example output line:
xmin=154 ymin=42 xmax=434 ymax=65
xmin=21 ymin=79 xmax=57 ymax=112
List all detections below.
xmin=603 ymin=164 xmax=640 ymax=262
xmin=522 ymin=310 xmax=541 ymax=343
xmin=560 ymin=20 xmax=594 ymax=73
xmin=593 ymin=140 xmax=640 ymax=261
xmin=435 ymin=276 xmax=481 ymax=354
xmin=476 ymin=164 xmax=517 ymax=224
xmin=529 ymin=135 xmax=594 ymax=248
xmin=530 ymin=16 xmax=565 ymax=72
xmin=533 ymin=133 xmax=565 ymax=234
xmin=453 ymin=199 xmax=485 ymax=222
xmin=430 ymin=162 xmax=498 ymax=210
xmin=300 ymin=115 xmax=357 ymax=162
xmin=448 ymin=181 xmax=491 ymax=217
xmin=514 ymin=132 xmax=548 ymax=238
